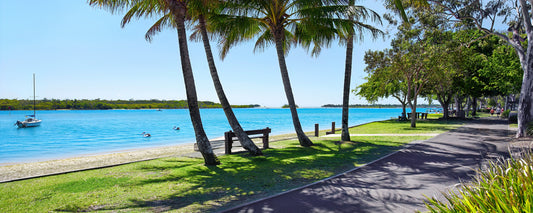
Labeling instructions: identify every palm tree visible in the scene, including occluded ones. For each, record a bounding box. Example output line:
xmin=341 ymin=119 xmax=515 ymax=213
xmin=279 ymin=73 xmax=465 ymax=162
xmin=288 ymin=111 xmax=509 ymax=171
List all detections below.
xmin=89 ymin=0 xmax=220 ymax=165
xmin=297 ymin=1 xmax=382 ymax=142
xmin=212 ymin=0 xmax=349 ymax=147
xmin=125 ymin=0 xmax=262 ymax=156
xmin=189 ymin=2 xmax=263 ymax=156
xmin=338 ymin=1 xmax=382 ymax=141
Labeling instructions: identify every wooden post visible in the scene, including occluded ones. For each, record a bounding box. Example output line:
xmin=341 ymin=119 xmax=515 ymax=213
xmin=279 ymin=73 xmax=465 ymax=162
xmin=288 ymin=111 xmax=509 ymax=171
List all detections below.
xmin=263 ymin=127 xmax=270 ymax=149
xmin=315 ymin=124 xmax=319 ymax=137
xmin=331 ymin=122 xmax=335 ymax=134
xmin=224 ymin=131 xmax=233 ymax=154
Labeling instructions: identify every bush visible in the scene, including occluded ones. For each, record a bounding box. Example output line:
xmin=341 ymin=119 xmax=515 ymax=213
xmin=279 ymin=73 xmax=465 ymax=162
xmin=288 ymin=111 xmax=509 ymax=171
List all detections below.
xmin=501 ymin=109 xmax=510 ymax=118
xmin=425 ymin=150 xmax=533 ymax=212
xmin=479 ymin=108 xmax=491 ymax=113
xmin=528 ymin=122 xmax=533 ymax=136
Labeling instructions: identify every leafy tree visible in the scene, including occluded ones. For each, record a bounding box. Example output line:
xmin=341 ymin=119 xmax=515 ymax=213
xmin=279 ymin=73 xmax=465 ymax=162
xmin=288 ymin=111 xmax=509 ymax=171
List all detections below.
xmin=428 ymin=0 xmax=533 ymax=137
xmin=480 ymin=41 xmax=523 ymax=97
xmin=421 ymin=28 xmax=471 ymax=119
xmin=392 ymin=22 xmax=436 ymax=127
xmin=89 ymin=0 xmax=220 ymax=165
xmin=358 ymin=49 xmax=409 ymax=119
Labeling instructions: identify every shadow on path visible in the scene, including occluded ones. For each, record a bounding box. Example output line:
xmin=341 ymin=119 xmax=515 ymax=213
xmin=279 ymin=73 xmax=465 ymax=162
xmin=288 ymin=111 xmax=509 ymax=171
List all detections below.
xmin=220 ymin=118 xmax=513 ymax=213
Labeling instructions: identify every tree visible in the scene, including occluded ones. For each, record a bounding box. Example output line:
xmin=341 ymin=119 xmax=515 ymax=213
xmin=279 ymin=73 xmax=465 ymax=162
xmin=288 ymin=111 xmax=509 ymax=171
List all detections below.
xmin=189 ymin=1 xmax=263 ymax=156
xmin=358 ymin=49 xmax=409 ymax=119
xmin=213 ymin=0 xmax=347 ymax=147
xmin=392 ymin=23 xmax=435 ymax=127
xmin=337 ymin=1 xmax=383 ymax=141
xmin=423 ymin=29 xmax=463 ymax=119
xmin=298 ymin=0 xmax=382 ymax=141
xmin=89 ymin=0 xmax=220 ymax=165
xmin=429 ymin=0 xmax=532 ymax=137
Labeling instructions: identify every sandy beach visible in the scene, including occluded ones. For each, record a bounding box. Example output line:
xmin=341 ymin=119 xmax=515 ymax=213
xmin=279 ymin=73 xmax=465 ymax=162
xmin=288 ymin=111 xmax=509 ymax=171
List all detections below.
xmin=0 ymin=143 xmax=197 ymax=183
xmin=0 ymin=132 xmax=303 ymax=183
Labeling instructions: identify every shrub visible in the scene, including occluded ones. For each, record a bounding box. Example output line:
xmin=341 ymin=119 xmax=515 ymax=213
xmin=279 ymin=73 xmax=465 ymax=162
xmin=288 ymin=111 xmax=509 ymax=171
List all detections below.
xmin=501 ymin=109 xmax=510 ymax=118
xmin=479 ymin=108 xmax=491 ymax=113
xmin=424 ymin=150 xmax=533 ymax=212
xmin=528 ymin=122 xmax=533 ymax=136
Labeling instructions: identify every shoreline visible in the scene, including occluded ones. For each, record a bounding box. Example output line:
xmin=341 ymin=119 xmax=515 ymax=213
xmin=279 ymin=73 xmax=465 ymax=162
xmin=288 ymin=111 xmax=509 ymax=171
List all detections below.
xmin=0 ymin=119 xmax=388 ymax=183
xmin=0 ymin=130 xmax=306 ymax=183
xmin=0 ymin=142 xmax=198 ymax=183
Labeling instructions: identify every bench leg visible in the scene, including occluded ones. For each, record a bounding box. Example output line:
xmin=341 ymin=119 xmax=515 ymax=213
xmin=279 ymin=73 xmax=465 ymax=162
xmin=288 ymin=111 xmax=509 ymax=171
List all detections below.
xmin=263 ymin=134 xmax=269 ymax=149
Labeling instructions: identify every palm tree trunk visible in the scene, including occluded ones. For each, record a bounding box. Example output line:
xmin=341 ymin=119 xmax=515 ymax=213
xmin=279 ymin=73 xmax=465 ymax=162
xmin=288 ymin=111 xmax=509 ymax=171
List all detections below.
xmin=174 ymin=7 xmax=219 ymax=165
xmin=198 ymin=15 xmax=263 ymax=156
xmin=273 ymin=32 xmax=313 ymax=147
xmin=341 ymin=34 xmax=353 ymax=142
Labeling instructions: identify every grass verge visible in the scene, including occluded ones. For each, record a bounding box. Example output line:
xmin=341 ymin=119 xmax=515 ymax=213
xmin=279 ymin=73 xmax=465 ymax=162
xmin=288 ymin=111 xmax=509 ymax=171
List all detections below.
xmin=348 ymin=118 xmax=463 ymax=134
xmin=0 ymin=119 xmax=462 ymax=212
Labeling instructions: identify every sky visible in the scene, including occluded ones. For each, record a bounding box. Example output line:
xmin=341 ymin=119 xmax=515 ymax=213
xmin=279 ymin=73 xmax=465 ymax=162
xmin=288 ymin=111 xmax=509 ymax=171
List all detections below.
xmin=0 ymin=1 xmax=398 ymax=108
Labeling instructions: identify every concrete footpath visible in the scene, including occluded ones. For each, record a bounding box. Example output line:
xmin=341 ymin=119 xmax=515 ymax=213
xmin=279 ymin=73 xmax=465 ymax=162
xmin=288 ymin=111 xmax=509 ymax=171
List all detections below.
xmin=221 ymin=118 xmax=515 ymax=213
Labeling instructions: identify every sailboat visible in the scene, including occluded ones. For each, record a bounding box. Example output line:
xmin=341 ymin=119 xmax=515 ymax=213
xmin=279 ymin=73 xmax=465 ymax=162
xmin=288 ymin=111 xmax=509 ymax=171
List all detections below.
xmin=15 ymin=74 xmax=42 ymax=128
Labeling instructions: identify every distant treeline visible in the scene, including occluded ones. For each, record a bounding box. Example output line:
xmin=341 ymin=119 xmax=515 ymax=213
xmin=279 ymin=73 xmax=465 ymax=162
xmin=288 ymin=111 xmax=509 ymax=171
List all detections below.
xmin=0 ymin=99 xmax=260 ymax=110
xmin=322 ymin=104 xmax=440 ymax=108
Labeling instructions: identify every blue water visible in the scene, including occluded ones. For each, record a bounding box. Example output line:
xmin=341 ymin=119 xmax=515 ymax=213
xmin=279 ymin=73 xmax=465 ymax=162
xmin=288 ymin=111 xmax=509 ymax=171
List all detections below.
xmin=0 ymin=108 xmax=413 ymax=164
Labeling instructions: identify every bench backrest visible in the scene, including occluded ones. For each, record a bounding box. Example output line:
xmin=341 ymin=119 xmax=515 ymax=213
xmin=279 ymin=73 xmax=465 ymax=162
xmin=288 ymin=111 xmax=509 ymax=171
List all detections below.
xmin=226 ymin=127 xmax=271 ymax=137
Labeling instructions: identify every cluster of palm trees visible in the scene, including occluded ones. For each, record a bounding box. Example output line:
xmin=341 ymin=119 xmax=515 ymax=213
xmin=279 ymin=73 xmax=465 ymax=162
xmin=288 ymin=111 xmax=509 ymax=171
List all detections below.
xmin=88 ymin=0 xmax=385 ymax=165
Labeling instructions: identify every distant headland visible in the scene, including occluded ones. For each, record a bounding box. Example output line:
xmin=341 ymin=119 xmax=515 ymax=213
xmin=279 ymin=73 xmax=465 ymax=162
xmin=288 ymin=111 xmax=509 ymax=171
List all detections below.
xmin=0 ymin=99 xmax=260 ymax=110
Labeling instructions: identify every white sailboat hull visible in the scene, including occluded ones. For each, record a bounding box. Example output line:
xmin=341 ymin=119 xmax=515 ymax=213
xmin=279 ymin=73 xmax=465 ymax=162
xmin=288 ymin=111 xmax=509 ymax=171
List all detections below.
xmin=16 ymin=118 xmax=41 ymax=128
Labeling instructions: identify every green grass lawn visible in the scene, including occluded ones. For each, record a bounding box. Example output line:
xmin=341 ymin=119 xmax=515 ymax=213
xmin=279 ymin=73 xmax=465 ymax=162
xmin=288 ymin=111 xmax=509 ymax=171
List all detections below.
xmin=0 ymin=119 xmax=464 ymax=213
xmin=349 ymin=118 xmax=463 ymax=134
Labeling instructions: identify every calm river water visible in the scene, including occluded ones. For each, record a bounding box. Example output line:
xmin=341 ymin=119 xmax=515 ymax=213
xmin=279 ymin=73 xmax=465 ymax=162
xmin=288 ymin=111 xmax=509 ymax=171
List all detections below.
xmin=0 ymin=108 xmax=415 ymax=164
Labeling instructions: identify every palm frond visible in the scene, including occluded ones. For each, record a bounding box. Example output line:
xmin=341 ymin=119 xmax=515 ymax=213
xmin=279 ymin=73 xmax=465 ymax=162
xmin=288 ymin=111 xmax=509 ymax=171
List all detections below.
xmin=145 ymin=13 xmax=174 ymax=42
xmin=87 ymin=0 xmax=133 ymax=14
xmin=211 ymin=14 xmax=263 ymax=59
xmin=253 ymin=30 xmax=275 ymax=54
xmin=121 ymin=0 xmax=167 ymax=28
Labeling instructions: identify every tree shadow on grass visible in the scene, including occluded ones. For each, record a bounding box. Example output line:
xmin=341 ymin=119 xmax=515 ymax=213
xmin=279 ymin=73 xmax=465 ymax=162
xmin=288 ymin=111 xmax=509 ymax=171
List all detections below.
xmin=83 ymin=139 xmax=404 ymax=212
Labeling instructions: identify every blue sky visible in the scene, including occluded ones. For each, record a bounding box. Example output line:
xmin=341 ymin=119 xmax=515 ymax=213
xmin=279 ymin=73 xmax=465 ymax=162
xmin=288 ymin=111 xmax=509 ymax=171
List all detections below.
xmin=0 ymin=1 xmax=396 ymax=107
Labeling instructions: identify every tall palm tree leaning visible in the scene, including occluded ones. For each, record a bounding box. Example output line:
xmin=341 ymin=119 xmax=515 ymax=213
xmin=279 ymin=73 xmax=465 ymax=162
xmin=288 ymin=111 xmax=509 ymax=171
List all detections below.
xmin=338 ymin=1 xmax=383 ymax=141
xmin=89 ymin=0 xmax=220 ymax=165
xmin=212 ymin=0 xmax=348 ymax=147
xmin=188 ymin=1 xmax=263 ymax=156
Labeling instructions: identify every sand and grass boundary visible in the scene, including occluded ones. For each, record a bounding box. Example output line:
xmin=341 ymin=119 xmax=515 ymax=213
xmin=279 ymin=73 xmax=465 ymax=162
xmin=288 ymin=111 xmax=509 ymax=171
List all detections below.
xmin=0 ymin=117 xmax=445 ymax=183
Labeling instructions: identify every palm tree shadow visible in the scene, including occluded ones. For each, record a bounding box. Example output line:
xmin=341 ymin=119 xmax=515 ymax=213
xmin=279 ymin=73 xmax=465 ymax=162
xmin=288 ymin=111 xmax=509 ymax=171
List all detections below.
xmin=84 ymin=139 xmax=402 ymax=212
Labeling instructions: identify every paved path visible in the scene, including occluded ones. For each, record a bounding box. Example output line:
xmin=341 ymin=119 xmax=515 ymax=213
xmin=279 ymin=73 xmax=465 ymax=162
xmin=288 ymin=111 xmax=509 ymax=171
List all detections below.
xmin=221 ymin=118 xmax=514 ymax=213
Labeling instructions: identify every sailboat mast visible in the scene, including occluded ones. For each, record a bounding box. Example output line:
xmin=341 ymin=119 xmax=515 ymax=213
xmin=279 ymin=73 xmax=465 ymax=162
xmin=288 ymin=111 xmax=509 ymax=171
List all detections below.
xmin=33 ymin=73 xmax=36 ymax=117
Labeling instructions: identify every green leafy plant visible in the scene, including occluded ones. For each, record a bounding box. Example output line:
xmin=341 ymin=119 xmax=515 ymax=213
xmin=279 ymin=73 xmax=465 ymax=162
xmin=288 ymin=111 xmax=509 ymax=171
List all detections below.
xmin=424 ymin=149 xmax=533 ymax=212
xmin=527 ymin=122 xmax=533 ymax=136
xmin=501 ymin=109 xmax=510 ymax=118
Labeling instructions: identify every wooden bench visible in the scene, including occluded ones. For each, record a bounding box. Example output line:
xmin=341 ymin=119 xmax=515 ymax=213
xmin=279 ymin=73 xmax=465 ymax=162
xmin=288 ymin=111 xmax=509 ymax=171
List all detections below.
xmin=407 ymin=112 xmax=428 ymax=119
xmin=225 ymin=128 xmax=271 ymax=154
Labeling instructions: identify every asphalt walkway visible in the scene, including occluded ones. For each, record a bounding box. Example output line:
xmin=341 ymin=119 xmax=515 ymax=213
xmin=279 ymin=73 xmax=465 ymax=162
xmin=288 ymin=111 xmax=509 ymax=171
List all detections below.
xmin=221 ymin=118 xmax=514 ymax=213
